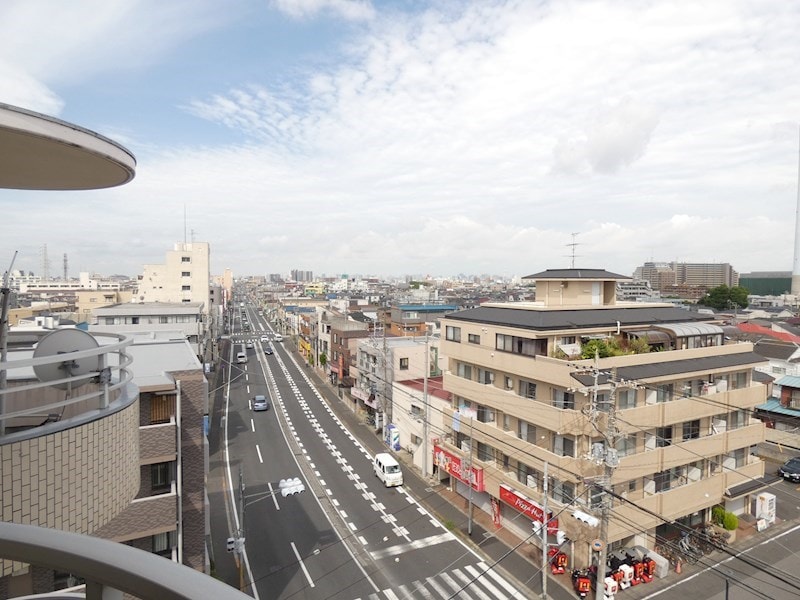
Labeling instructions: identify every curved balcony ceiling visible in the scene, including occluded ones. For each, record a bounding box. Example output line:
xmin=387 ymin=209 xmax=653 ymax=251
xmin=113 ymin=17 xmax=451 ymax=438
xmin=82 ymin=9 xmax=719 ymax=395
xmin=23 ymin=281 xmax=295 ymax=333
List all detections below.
xmin=0 ymin=103 xmax=136 ymax=190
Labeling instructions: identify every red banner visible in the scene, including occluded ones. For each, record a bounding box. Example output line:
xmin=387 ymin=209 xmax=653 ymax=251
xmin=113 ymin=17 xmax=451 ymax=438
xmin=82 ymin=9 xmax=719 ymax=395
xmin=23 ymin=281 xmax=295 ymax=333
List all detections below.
xmin=433 ymin=445 xmax=485 ymax=492
xmin=499 ymin=484 xmax=558 ymax=534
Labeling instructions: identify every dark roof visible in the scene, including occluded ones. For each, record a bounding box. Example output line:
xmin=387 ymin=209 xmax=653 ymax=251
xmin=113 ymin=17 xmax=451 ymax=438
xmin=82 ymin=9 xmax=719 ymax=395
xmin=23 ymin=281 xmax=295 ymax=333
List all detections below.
xmin=523 ymin=268 xmax=631 ymax=281
xmin=753 ymin=339 xmax=799 ymax=361
xmin=571 ymin=351 xmax=767 ymax=385
xmin=447 ymin=305 xmax=710 ymax=331
xmin=724 ymin=475 xmax=779 ymax=499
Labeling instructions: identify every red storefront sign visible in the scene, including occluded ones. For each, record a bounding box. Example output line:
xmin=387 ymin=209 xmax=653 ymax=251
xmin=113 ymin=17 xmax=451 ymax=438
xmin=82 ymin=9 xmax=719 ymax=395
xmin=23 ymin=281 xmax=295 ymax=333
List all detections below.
xmin=433 ymin=445 xmax=485 ymax=492
xmin=499 ymin=484 xmax=558 ymax=534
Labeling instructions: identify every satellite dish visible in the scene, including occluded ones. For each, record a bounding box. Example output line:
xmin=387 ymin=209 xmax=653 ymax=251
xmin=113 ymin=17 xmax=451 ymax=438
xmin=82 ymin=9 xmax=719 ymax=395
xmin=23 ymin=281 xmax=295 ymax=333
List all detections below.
xmin=33 ymin=329 xmax=100 ymax=390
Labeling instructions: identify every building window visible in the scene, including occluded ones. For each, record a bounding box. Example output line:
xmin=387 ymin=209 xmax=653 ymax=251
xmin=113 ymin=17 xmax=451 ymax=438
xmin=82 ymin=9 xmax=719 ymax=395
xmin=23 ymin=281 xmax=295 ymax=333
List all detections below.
xmin=517 ymin=420 xmax=536 ymax=443
xmin=131 ymin=317 xmax=139 ymax=325
xmin=519 ymin=380 xmax=537 ymax=400
xmin=553 ymin=434 xmax=575 ymax=457
xmin=656 ymin=384 xmax=673 ymax=403
xmin=152 ymin=463 xmax=170 ymax=490
xmin=477 ymin=442 xmax=492 ymax=462
xmin=616 ymin=433 xmax=637 ymax=457
xmin=159 ymin=316 xmax=168 ymax=324
xmin=656 ymin=426 xmax=673 ymax=447
xmin=468 ymin=333 xmax=480 ymax=344
xmin=478 ymin=368 xmax=494 ymax=385
xmin=181 ymin=271 xmax=191 ymax=277
xmin=502 ymin=414 xmax=512 ymax=431
xmin=104 ymin=317 xmax=114 ymax=325
xmin=90 ymin=297 xmax=97 ymax=303
xmin=552 ymin=389 xmax=575 ymax=409
xmin=496 ymin=334 xmax=513 ymax=352
xmin=456 ymin=363 xmax=472 ymax=380
xmin=410 ymin=405 xmax=423 ymax=418
xmin=446 ymin=326 xmax=461 ymax=342
xmin=504 ymin=376 xmax=513 ymax=390
xmin=181 ymin=256 xmax=191 ymax=262
xmin=399 ymin=357 xmax=409 ymax=370
xmin=182 ymin=285 xmax=191 ymax=291
xmin=617 ymin=388 xmax=636 ymax=410
xmin=477 ymin=404 xmax=494 ymax=423
xmin=551 ymin=479 xmax=575 ymax=504
xmin=153 ymin=532 xmax=171 ymax=556
xmin=729 ymin=409 xmax=747 ymax=430
xmin=682 ymin=420 xmax=700 ymax=441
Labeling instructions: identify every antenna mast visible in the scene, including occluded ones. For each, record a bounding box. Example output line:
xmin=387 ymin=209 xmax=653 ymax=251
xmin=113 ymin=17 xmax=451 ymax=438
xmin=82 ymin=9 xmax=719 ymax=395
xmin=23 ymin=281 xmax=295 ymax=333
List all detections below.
xmin=566 ymin=232 xmax=581 ymax=268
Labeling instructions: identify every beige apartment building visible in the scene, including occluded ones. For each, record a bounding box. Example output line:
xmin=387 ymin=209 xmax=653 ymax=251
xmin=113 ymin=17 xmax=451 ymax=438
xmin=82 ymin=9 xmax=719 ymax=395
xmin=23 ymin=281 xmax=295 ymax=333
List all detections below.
xmin=438 ymin=268 xmax=768 ymax=568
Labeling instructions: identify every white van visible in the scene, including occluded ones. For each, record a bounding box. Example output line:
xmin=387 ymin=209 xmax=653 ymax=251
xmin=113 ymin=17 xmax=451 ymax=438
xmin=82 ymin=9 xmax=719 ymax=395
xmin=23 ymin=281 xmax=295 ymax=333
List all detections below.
xmin=373 ymin=453 xmax=403 ymax=487
xmin=236 ymin=352 xmax=247 ymax=364
xmin=273 ymin=333 xmax=283 ymax=342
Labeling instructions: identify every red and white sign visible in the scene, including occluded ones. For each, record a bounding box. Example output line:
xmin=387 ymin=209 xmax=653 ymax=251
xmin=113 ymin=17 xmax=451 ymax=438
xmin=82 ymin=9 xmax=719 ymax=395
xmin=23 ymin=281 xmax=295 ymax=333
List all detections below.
xmin=499 ymin=484 xmax=558 ymax=534
xmin=433 ymin=444 xmax=485 ymax=492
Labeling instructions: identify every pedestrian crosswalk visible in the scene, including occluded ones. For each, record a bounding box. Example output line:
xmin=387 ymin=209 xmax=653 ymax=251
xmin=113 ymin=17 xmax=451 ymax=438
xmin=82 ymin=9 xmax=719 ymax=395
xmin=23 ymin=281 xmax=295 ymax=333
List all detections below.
xmin=354 ymin=562 xmax=524 ymax=600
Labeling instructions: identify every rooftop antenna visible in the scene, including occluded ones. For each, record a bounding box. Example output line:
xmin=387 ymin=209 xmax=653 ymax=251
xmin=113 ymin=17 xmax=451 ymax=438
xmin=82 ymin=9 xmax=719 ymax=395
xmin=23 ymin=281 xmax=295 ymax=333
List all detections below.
xmin=565 ymin=232 xmax=582 ymax=268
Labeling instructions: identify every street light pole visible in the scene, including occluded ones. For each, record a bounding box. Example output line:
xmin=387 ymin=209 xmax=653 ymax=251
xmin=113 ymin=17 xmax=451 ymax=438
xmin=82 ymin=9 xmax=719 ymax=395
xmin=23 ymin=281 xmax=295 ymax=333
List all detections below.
xmin=467 ymin=414 xmax=474 ymax=536
xmin=422 ymin=331 xmax=429 ymax=478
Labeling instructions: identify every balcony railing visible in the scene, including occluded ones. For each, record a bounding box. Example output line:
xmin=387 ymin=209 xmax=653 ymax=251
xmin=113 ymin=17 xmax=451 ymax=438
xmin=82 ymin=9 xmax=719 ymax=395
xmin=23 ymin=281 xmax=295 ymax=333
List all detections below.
xmin=0 ymin=331 xmax=135 ymax=442
xmin=0 ymin=522 xmax=250 ymax=600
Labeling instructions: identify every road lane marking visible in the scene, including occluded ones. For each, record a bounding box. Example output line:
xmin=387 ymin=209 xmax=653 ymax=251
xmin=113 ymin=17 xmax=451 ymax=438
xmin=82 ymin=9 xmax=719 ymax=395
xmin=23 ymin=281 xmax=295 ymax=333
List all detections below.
xmin=290 ymin=541 xmax=315 ymax=588
xmin=250 ymin=418 xmax=254 ymax=432
xmin=369 ymin=532 xmax=453 ymax=559
xmin=268 ymin=482 xmax=280 ymax=510
xmin=255 ymin=444 xmax=263 ymax=464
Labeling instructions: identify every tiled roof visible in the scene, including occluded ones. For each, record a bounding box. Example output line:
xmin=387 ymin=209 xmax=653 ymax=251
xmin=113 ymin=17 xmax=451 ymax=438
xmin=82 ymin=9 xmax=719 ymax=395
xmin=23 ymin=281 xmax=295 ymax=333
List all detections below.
xmin=523 ymin=268 xmax=630 ymax=280
xmin=756 ymin=398 xmax=800 ymax=417
xmin=739 ymin=323 xmax=800 ymax=343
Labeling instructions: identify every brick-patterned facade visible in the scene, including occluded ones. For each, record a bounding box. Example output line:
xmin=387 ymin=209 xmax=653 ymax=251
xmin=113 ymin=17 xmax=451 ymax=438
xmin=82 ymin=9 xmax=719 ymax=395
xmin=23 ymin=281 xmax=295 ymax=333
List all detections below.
xmin=171 ymin=370 xmax=208 ymax=572
xmin=0 ymin=400 xmax=140 ymax=577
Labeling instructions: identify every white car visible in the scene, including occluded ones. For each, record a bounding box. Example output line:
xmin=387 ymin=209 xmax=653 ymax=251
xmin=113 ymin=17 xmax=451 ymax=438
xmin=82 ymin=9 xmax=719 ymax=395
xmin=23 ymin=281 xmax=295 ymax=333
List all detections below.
xmin=261 ymin=335 xmax=269 ymax=342
xmin=274 ymin=333 xmax=283 ymax=342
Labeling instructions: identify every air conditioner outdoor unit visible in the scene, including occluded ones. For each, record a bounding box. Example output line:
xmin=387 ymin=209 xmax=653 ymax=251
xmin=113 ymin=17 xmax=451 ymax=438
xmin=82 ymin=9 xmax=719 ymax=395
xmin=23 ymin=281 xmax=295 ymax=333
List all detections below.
xmin=526 ymin=474 xmax=538 ymax=490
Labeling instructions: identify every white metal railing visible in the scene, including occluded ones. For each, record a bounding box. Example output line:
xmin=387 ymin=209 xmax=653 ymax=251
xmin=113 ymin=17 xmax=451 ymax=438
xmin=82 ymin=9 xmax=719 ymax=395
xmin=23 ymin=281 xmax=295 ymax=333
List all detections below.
xmin=0 ymin=331 xmax=134 ymax=440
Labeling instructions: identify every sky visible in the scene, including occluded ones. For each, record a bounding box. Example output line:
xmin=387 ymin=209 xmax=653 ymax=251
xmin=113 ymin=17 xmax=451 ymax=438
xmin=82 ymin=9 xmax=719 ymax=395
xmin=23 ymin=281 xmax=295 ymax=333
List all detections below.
xmin=1 ymin=0 xmax=799 ymax=281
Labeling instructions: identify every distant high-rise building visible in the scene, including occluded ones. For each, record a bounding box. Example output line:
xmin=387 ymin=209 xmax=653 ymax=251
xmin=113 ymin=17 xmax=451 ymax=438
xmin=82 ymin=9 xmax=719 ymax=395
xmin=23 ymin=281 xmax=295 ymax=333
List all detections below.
xmin=291 ymin=269 xmax=313 ymax=282
xmin=633 ymin=261 xmax=738 ymax=292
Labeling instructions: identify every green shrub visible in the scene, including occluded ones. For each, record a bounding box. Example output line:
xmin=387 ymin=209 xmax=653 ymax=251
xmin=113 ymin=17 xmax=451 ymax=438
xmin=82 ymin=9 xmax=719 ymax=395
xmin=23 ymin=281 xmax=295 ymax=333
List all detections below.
xmin=711 ymin=506 xmax=725 ymax=526
xmin=722 ymin=512 xmax=738 ymax=531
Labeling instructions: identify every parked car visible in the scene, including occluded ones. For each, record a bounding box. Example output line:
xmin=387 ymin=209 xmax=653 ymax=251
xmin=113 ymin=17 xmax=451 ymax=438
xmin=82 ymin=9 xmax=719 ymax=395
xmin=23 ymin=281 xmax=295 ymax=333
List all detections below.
xmin=252 ymin=395 xmax=269 ymax=411
xmin=777 ymin=456 xmax=800 ymax=482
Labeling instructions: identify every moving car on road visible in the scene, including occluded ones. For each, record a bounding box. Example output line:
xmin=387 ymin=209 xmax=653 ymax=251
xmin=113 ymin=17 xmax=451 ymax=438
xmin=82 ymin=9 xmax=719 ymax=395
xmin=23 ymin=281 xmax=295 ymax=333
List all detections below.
xmin=252 ymin=395 xmax=269 ymax=411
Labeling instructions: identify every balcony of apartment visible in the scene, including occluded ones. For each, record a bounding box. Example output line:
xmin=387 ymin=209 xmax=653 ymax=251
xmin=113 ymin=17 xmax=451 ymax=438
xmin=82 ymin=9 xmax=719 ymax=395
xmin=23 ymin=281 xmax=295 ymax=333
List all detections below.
xmin=615 ymin=421 xmax=764 ymax=480
xmin=621 ymin=384 xmax=767 ymax=429
xmin=443 ymin=371 xmax=594 ymax=436
xmin=440 ymin=405 xmax=590 ymax=481
xmin=0 ymin=330 xmax=144 ymax=580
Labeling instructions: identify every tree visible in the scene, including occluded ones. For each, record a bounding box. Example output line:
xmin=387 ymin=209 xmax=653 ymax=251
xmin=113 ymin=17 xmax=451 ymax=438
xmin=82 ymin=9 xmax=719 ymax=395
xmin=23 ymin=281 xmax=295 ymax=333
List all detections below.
xmin=580 ymin=338 xmax=622 ymax=359
xmin=319 ymin=353 xmax=327 ymax=367
xmin=698 ymin=285 xmax=749 ymax=310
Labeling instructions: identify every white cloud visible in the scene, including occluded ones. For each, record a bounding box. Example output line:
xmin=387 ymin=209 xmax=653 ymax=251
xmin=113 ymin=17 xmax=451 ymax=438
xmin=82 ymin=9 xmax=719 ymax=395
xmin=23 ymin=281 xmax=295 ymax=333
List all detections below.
xmin=2 ymin=0 xmax=800 ymax=278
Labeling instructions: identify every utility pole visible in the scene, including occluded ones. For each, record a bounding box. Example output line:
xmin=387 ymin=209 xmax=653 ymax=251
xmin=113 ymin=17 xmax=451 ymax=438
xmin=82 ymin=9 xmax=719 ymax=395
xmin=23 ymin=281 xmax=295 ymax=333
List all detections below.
xmin=541 ymin=460 xmax=549 ymax=599
xmin=467 ymin=413 xmax=475 ymax=536
xmin=593 ymin=366 xmax=619 ymax=600
xmin=422 ymin=331 xmax=430 ymax=478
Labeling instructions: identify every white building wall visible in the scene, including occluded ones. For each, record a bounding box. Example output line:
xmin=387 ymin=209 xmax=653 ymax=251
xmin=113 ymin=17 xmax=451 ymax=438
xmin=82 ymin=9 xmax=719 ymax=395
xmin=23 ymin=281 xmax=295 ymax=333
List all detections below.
xmin=138 ymin=242 xmax=210 ymax=315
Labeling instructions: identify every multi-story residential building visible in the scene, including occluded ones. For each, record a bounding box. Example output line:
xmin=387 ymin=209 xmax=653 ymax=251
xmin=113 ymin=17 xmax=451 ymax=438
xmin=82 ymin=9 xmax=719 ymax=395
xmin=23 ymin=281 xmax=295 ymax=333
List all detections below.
xmin=438 ymin=268 xmax=768 ymax=568
xmin=634 ymin=261 xmax=739 ymax=293
xmin=74 ymin=288 xmax=135 ymax=324
xmin=351 ymin=335 xmax=441 ymax=425
xmin=329 ymin=320 xmax=370 ymax=389
xmin=137 ymin=242 xmax=211 ymax=314
xmin=0 ymin=328 xmax=208 ymax=594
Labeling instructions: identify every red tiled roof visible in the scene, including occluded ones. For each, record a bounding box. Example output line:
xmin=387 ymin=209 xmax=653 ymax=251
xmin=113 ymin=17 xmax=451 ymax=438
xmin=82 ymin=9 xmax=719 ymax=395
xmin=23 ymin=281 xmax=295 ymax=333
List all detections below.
xmin=738 ymin=323 xmax=800 ymax=343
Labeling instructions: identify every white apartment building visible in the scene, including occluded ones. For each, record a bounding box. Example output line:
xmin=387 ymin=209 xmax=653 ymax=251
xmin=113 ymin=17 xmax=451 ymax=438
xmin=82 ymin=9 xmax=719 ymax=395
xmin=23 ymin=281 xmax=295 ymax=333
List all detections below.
xmin=137 ymin=242 xmax=211 ymax=316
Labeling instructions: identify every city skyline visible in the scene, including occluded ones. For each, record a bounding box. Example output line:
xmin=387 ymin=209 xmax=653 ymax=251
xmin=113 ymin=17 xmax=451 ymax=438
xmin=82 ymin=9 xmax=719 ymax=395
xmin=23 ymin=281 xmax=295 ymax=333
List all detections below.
xmin=1 ymin=0 xmax=799 ymax=277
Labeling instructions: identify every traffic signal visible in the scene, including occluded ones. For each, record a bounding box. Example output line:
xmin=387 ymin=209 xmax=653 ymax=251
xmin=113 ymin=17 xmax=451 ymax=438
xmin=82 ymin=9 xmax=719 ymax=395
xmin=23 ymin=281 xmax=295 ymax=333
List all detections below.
xmin=279 ymin=477 xmax=306 ymax=497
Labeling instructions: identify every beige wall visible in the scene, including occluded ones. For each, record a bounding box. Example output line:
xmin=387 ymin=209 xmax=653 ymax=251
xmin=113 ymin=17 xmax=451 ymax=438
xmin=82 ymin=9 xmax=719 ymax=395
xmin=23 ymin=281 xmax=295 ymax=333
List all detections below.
xmin=0 ymin=401 xmax=141 ymax=576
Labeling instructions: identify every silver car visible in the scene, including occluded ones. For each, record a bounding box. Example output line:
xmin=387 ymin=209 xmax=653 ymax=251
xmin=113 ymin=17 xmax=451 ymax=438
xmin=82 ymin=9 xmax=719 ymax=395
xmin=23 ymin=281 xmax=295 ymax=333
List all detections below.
xmin=252 ymin=395 xmax=269 ymax=411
